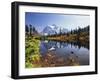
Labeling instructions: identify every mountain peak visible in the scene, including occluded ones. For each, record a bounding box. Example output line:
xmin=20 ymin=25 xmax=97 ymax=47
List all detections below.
xmin=42 ymin=24 xmax=68 ymax=36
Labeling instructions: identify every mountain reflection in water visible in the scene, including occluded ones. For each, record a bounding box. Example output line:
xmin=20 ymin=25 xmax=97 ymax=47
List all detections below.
xmin=39 ymin=40 xmax=89 ymax=67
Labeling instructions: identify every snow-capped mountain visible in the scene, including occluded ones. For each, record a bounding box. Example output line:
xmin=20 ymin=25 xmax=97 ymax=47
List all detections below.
xmin=42 ymin=24 xmax=68 ymax=36
xmin=51 ymin=24 xmax=60 ymax=33
xmin=42 ymin=25 xmax=56 ymax=35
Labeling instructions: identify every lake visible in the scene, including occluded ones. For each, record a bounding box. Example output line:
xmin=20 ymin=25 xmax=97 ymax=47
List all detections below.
xmin=39 ymin=40 xmax=89 ymax=67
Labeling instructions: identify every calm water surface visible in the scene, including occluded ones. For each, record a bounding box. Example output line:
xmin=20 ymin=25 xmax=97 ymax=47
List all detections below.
xmin=40 ymin=40 xmax=89 ymax=66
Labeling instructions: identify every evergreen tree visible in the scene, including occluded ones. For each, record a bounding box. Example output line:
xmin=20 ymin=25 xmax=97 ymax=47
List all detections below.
xmin=29 ymin=24 xmax=32 ymax=35
xmin=70 ymin=29 xmax=73 ymax=34
xmin=32 ymin=26 xmax=35 ymax=32
xmin=25 ymin=25 xmax=29 ymax=34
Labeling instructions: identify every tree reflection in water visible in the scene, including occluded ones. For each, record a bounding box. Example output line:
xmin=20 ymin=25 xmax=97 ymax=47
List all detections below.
xmin=38 ymin=40 xmax=89 ymax=67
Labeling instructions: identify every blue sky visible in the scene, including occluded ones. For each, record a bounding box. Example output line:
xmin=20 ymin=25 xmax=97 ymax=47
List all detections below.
xmin=25 ymin=12 xmax=90 ymax=32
